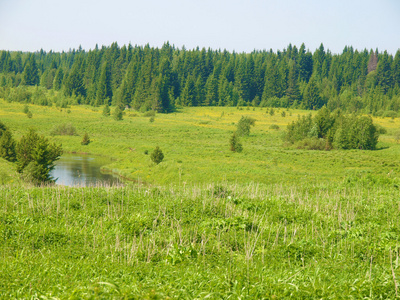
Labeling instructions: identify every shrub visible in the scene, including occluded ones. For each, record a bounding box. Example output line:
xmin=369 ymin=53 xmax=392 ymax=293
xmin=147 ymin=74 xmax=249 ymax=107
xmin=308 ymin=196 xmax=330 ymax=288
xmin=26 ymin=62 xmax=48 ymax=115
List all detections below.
xmin=143 ymin=110 xmax=156 ymax=117
xmin=285 ymin=108 xmax=379 ymax=150
xmin=0 ymin=122 xmax=16 ymax=162
xmin=269 ymin=124 xmax=280 ymax=130
xmin=149 ymin=116 xmax=155 ymax=123
xmin=151 ymin=146 xmax=164 ymax=164
xmin=81 ymin=133 xmax=90 ymax=145
xmin=103 ymin=103 xmax=110 ymax=116
xmin=113 ymin=106 xmax=123 ymax=121
xmin=236 ymin=116 xmax=256 ymax=136
xmin=229 ymin=132 xmax=243 ymax=153
xmin=50 ymin=123 xmax=77 ymax=136
xmin=16 ymin=129 xmax=62 ymax=184
xmin=26 ymin=111 xmax=33 ymax=119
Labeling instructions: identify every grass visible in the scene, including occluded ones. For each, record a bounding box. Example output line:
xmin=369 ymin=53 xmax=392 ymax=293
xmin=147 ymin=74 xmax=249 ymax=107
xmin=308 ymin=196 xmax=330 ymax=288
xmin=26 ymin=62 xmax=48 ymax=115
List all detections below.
xmin=1 ymin=182 xmax=400 ymax=298
xmin=1 ymin=100 xmax=400 ymax=186
xmin=1 ymin=100 xmax=400 ymax=298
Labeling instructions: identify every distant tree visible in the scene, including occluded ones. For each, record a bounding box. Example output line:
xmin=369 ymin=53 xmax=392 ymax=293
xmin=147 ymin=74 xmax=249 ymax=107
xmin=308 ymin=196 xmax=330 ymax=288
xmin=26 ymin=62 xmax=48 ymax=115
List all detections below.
xmin=0 ymin=121 xmax=16 ymax=162
xmin=16 ymin=129 xmax=62 ymax=184
xmin=53 ymin=68 xmax=64 ymax=91
xmin=96 ymin=61 xmax=113 ymax=106
xmin=103 ymin=103 xmax=111 ymax=116
xmin=303 ymin=76 xmax=323 ymax=109
xmin=151 ymin=146 xmax=164 ymax=164
xmin=113 ymin=106 xmax=123 ymax=121
xmin=236 ymin=116 xmax=256 ymax=136
xmin=229 ymin=132 xmax=243 ymax=152
xmin=81 ymin=132 xmax=90 ymax=145
xmin=22 ymin=54 xmax=39 ymax=86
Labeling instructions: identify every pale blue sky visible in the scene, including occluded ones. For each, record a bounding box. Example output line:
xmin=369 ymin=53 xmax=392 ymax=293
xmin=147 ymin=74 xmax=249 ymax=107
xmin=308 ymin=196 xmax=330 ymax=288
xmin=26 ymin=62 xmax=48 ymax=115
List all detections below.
xmin=0 ymin=0 xmax=399 ymax=54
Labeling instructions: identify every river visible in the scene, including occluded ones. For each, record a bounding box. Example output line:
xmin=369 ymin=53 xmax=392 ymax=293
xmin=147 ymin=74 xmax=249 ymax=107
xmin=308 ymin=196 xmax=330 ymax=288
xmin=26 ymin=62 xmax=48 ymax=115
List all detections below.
xmin=51 ymin=153 xmax=122 ymax=187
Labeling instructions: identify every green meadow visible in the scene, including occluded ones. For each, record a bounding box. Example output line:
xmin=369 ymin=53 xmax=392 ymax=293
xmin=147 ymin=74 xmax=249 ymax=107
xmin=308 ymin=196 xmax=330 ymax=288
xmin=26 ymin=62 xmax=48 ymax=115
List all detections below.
xmin=1 ymin=100 xmax=400 ymax=298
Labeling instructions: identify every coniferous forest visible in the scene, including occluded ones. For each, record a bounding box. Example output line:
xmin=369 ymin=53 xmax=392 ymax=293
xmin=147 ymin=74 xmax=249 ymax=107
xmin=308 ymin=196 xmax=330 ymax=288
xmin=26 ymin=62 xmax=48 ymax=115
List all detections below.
xmin=0 ymin=42 xmax=400 ymax=114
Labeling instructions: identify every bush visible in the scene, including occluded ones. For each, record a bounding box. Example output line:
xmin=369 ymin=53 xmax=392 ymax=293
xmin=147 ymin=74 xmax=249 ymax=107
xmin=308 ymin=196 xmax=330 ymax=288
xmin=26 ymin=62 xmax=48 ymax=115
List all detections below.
xmin=81 ymin=133 xmax=90 ymax=145
xmin=143 ymin=110 xmax=156 ymax=117
xmin=103 ymin=104 xmax=110 ymax=116
xmin=16 ymin=129 xmax=62 ymax=184
xmin=236 ymin=116 xmax=256 ymax=136
xmin=229 ymin=132 xmax=243 ymax=153
xmin=113 ymin=106 xmax=123 ymax=121
xmin=0 ymin=122 xmax=16 ymax=162
xmin=295 ymin=138 xmax=327 ymax=150
xmin=151 ymin=146 xmax=164 ymax=164
xmin=269 ymin=124 xmax=280 ymax=130
xmin=285 ymin=108 xmax=379 ymax=150
xmin=50 ymin=123 xmax=77 ymax=136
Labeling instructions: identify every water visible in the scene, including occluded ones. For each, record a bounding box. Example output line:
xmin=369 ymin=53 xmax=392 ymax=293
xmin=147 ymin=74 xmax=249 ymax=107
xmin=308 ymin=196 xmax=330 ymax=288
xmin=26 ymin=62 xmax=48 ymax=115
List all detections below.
xmin=51 ymin=153 xmax=122 ymax=187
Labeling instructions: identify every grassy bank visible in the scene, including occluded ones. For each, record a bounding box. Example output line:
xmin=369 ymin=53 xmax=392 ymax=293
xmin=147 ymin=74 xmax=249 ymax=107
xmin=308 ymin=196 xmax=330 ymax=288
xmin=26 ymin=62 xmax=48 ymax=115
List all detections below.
xmin=1 ymin=100 xmax=400 ymax=186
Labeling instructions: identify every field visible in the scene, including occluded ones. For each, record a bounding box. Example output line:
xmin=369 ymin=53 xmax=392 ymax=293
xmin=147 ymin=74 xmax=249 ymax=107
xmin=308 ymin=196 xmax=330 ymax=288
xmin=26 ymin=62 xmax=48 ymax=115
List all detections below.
xmin=1 ymin=100 xmax=400 ymax=298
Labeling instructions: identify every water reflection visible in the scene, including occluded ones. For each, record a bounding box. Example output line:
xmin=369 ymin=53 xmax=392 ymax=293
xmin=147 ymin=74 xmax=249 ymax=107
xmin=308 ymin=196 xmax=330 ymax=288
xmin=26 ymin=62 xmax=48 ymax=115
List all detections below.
xmin=51 ymin=153 xmax=121 ymax=187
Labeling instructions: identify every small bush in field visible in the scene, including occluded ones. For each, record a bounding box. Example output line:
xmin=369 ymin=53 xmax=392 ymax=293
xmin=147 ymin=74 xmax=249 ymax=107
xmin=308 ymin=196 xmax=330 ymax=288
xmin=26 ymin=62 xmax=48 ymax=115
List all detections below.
xmin=151 ymin=146 xmax=164 ymax=164
xmin=81 ymin=133 xmax=90 ymax=145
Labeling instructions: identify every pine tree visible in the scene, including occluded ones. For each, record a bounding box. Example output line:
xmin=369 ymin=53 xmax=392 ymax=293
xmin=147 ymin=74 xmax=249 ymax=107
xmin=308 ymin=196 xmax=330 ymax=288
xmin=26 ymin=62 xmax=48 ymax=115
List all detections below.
xmin=22 ymin=54 xmax=39 ymax=86
xmin=303 ymin=76 xmax=323 ymax=109
xmin=150 ymin=146 xmax=164 ymax=164
xmin=96 ymin=61 xmax=113 ymax=106
xmin=81 ymin=132 xmax=90 ymax=145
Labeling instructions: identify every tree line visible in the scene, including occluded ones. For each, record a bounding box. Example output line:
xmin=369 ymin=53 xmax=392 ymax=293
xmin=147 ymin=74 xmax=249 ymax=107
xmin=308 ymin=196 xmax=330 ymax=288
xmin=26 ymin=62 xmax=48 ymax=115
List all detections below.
xmin=0 ymin=42 xmax=399 ymax=113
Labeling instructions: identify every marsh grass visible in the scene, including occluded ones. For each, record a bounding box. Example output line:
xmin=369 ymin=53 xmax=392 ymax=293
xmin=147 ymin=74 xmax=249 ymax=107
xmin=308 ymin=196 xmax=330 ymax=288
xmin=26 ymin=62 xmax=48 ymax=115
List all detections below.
xmin=0 ymin=182 xmax=399 ymax=298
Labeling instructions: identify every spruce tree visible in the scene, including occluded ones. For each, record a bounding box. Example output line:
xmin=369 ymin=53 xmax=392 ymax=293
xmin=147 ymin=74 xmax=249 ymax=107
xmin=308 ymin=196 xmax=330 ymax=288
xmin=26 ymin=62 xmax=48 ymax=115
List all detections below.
xmin=150 ymin=146 xmax=164 ymax=164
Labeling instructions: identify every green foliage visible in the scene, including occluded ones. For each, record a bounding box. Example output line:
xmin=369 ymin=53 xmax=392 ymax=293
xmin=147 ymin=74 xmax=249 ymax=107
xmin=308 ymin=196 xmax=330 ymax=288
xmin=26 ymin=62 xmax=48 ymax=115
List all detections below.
xmin=1 ymin=43 xmax=400 ymax=116
xmin=113 ymin=106 xmax=123 ymax=121
xmin=50 ymin=123 xmax=77 ymax=136
xmin=26 ymin=111 xmax=32 ymax=119
xmin=0 ymin=121 xmax=16 ymax=162
xmin=286 ymin=108 xmax=379 ymax=150
xmin=236 ymin=116 xmax=256 ymax=136
xmin=150 ymin=146 xmax=164 ymax=164
xmin=81 ymin=132 xmax=90 ymax=145
xmin=333 ymin=116 xmax=378 ymax=150
xmin=16 ymin=129 xmax=62 ymax=184
xmin=229 ymin=132 xmax=243 ymax=152
xmin=102 ymin=103 xmax=110 ymax=116
xmin=23 ymin=105 xmax=29 ymax=114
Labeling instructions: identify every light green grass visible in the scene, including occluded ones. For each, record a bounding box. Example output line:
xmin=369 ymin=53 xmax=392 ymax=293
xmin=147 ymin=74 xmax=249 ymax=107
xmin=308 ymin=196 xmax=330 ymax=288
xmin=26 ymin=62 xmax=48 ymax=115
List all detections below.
xmin=1 ymin=100 xmax=400 ymax=298
xmin=0 ymin=182 xmax=399 ymax=298
xmin=1 ymin=100 xmax=400 ymax=186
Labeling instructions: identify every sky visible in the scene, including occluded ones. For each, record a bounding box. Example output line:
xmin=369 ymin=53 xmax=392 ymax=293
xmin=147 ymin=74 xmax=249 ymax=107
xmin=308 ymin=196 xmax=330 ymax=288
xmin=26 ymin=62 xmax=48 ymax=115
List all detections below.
xmin=0 ymin=0 xmax=399 ymax=54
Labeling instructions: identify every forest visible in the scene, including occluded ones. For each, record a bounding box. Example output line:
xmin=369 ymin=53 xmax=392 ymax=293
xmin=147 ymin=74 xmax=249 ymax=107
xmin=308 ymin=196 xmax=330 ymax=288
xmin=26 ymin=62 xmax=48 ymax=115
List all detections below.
xmin=0 ymin=42 xmax=399 ymax=114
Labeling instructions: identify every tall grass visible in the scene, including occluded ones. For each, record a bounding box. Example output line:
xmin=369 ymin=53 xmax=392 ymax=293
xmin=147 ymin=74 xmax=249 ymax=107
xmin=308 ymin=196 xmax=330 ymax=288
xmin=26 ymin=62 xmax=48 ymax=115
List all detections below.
xmin=0 ymin=182 xmax=399 ymax=298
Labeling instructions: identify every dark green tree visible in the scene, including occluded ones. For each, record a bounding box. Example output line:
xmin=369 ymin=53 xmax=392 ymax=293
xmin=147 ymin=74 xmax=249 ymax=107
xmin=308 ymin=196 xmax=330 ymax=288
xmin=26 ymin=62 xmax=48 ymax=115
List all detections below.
xmin=16 ymin=129 xmax=62 ymax=184
xmin=150 ymin=146 xmax=164 ymax=164
xmin=113 ymin=106 xmax=123 ymax=120
xmin=303 ymin=76 xmax=323 ymax=109
xmin=22 ymin=54 xmax=39 ymax=86
xmin=53 ymin=68 xmax=64 ymax=91
xmin=81 ymin=132 xmax=90 ymax=145
xmin=96 ymin=61 xmax=113 ymax=106
xmin=229 ymin=132 xmax=243 ymax=152
xmin=0 ymin=121 xmax=16 ymax=162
